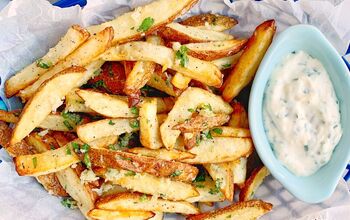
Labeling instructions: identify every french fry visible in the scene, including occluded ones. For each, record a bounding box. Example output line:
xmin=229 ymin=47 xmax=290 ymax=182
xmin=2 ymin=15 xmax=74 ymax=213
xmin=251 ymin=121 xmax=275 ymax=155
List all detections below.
xmin=64 ymin=89 xmax=94 ymax=113
xmin=183 ymin=39 xmax=247 ymax=61
xmin=173 ymin=114 xmax=230 ymax=133
xmin=19 ymin=27 xmax=113 ymax=101
xmin=171 ymin=72 xmax=191 ymax=90
xmin=10 ymin=66 xmax=86 ymax=145
xmin=203 ymin=163 xmax=233 ymax=201
xmin=88 ymin=136 xmax=118 ymax=149
xmin=239 ymin=166 xmax=270 ymax=201
xmin=222 ymin=20 xmax=276 ymax=102
xmin=76 ymin=89 xmax=174 ymax=118
xmin=5 ymin=25 xmax=90 ymax=97
xmin=228 ymin=102 xmax=249 ymax=129
xmin=211 ymin=52 xmax=242 ymax=70
xmin=210 ymin=126 xmax=251 ymax=138
xmin=0 ymin=109 xmax=20 ymax=123
xmin=127 ymin=147 xmax=195 ymax=161
xmin=181 ymin=137 xmax=253 ymax=164
xmin=180 ymin=14 xmax=238 ymax=31
xmin=124 ymin=60 xmax=156 ymax=95
xmin=140 ymin=98 xmax=163 ymax=149
xmin=159 ymin=23 xmax=233 ymax=43
xmin=231 ymin=157 xmax=248 ymax=187
xmin=77 ymin=119 xmax=138 ymax=143
xmin=88 ymin=209 xmax=154 ymax=220
xmin=87 ymin=148 xmax=198 ymax=182
xmin=14 ymin=140 xmax=81 ymax=176
xmin=98 ymin=168 xmax=199 ymax=201
xmin=96 ymin=192 xmax=199 ymax=214
xmin=147 ymin=72 xmax=180 ymax=96
xmin=160 ymin=87 xmax=232 ymax=149
xmin=87 ymin=0 xmax=199 ymax=45
xmin=186 ymin=200 xmax=273 ymax=220
xmin=100 ymin=42 xmax=223 ymax=87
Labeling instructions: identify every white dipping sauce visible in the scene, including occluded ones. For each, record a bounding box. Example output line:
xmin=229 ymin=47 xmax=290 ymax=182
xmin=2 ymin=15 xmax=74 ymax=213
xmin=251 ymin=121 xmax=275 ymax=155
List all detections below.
xmin=263 ymin=51 xmax=342 ymax=176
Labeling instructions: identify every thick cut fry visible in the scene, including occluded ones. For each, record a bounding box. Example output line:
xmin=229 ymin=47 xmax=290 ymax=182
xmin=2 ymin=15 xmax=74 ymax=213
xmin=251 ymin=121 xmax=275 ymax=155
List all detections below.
xmin=38 ymin=114 xmax=79 ymax=132
xmin=186 ymin=175 xmax=225 ymax=203
xmin=100 ymin=42 xmax=222 ymax=87
xmin=186 ymin=200 xmax=273 ymax=220
xmin=211 ymin=52 xmax=242 ymax=70
xmin=96 ymin=192 xmax=199 ymax=214
xmin=181 ymin=137 xmax=253 ymax=164
xmin=228 ymin=102 xmax=249 ymax=128
xmin=88 ymin=209 xmax=154 ymax=220
xmin=64 ymin=89 xmax=94 ymax=113
xmin=19 ymin=27 xmax=113 ymax=101
xmin=147 ymin=72 xmax=180 ymax=96
xmin=160 ymin=87 xmax=232 ymax=149
xmin=5 ymin=25 xmax=89 ymax=97
xmin=210 ymin=126 xmax=251 ymax=138
xmin=180 ymin=14 xmax=238 ymax=31
xmin=204 ymin=163 xmax=233 ymax=201
xmin=140 ymin=98 xmax=163 ymax=149
xmin=173 ymin=114 xmax=230 ymax=133
xmin=0 ymin=109 xmax=20 ymax=123
xmin=98 ymin=168 xmax=199 ymax=201
xmin=87 ymin=0 xmax=198 ymax=45
xmin=124 ymin=60 xmax=156 ymax=95
xmin=76 ymin=89 xmax=174 ymax=118
xmin=10 ymin=67 xmax=86 ymax=145
xmin=88 ymin=136 xmax=118 ymax=149
xmin=127 ymin=147 xmax=195 ymax=161
xmin=231 ymin=157 xmax=248 ymax=187
xmin=159 ymin=23 xmax=233 ymax=43
xmin=77 ymin=119 xmax=138 ymax=143
xmin=239 ymin=166 xmax=270 ymax=202
xmin=171 ymin=72 xmax=191 ymax=90
xmin=87 ymin=148 xmax=198 ymax=182
xmin=222 ymin=20 xmax=276 ymax=102
xmin=14 ymin=140 xmax=81 ymax=176
xmin=183 ymin=39 xmax=247 ymax=61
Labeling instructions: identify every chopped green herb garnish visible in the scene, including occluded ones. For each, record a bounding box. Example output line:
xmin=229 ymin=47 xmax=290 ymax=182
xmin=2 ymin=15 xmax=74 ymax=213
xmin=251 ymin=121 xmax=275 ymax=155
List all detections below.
xmin=195 ymin=135 xmax=201 ymax=146
xmin=83 ymin=153 xmax=91 ymax=169
xmin=80 ymin=143 xmax=90 ymax=153
xmin=187 ymin=108 xmax=195 ymax=113
xmin=32 ymin=157 xmax=37 ymax=168
xmin=175 ymin=45 xmax=189 ymax=67
xmin=72 ymin=142 xmax=80 ymax=152
xmin=226 ymin=214 xmax=232 ymax=218
xmin=50 ymin=144 xmax=56 ymax=150
xmin=129 ymin=120 xmax=139 ymax=129
xmin=93 ymin=68 xmax=102 ymax=76
xmin=137 ymin=17 xmax=154 ymax=32
xmin=125 ymin=171 xmax=136 ymax=176
xmin=211 ymin=128 xmax=223 ymax=135
xmin=209 ymin=178 xmax=222 ymax=194
xmin=193 ymin=168 xmax=206 ymax=182
xmin=139 ymin=194 xmax=148 ymax=202
xmin=61 ymin=197 xmax=77 ymax=209
xmin=109 ymin=144 xmax=117 ymax=151
xmin=195 ymin=184 xmax=205 ymax=188
xmin=62 ymin=112 xmax=82 ymax=130
xmin=36 ymin=59 xmax=52 ymax=69
xmin=202 ymin=130 xmax=213 ymax=140
xmin=108 ymin=120 xmax=115 ymax=125
xmin=119 ymin=155 xmax=132 ymax=161
xmin=92 ymin=80 xmax=107 ymax=89
xmin=63 ymin=120 xmax=73 ymax=130
xmin=117 ymin=133 xmax=134 ymax=149
xmin=170 ymin=170 xmax=183 ymax=177
xmin=130 ymin=106 xmax=139 ymax=115
xmin=222 ymin=63 xmax=232 ymax=69
xmin=200 ymin=103 xmax=212 ymax=111
xmin=66 ymin=147 xmax=71 ymax=155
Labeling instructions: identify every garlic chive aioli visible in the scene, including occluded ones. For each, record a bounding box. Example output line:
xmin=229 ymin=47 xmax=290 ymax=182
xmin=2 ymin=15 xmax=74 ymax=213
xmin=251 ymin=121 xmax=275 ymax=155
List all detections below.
xmin=263 ymin=51 xmax=342 ymax=176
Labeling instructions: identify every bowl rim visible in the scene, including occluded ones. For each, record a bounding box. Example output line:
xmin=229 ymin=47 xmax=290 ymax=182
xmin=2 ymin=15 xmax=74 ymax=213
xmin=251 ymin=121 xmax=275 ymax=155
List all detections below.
xmin=248 ymin=24 xmax=350 ymax=203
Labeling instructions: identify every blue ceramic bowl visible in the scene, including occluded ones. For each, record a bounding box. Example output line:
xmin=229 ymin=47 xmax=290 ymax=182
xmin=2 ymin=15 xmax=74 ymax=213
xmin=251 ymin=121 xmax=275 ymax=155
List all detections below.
xmin=249 ymin=24 xmax=350 ymax=203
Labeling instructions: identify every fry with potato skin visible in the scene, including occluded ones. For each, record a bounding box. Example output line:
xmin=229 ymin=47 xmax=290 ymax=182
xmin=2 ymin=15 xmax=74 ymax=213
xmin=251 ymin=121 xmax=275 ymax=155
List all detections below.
xmin=180 ymin=13 xmax=238 ymax=31
xmin=86 ymin=148 xmax=198 ymax=182
xmin=239 ymin=166 xmax=270 ymax=201
xmin=222 ymin=20 xmax=276 ymax=102
xmin=229 ymin=102 xmax=249 ymax=128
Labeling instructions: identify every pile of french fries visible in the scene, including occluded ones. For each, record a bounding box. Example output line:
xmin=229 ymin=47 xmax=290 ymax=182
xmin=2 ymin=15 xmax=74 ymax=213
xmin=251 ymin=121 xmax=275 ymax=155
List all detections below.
xmin=0 ymin=0 xmax=277 ymax=219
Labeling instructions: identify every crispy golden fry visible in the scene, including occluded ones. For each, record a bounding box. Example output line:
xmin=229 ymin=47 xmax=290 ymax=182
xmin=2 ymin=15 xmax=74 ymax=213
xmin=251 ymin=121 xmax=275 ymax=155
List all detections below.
xmin=222 ymin=20 xmax=276 ymax=102
xmin=127 ymin=147 xmax=195 ymax=161
xmin=147 ymin=72 xmax=180 ymax=96
xmin=77 ymin=118 xmax=138 ymax=143
xmin=19 ymin=27 xmax=113 ymax=101
xmin=5 ymin=25 xmax=89 ymax=97
xmin=211 ymin=52 xmax=242 ymax=70
xmin=14 ymin=140 xmax=81 ymax=176
xmin=178 ymin=39 xmax=246 ymax=61
xmin=160 ymin=87 xmax=232 ymax=149
xmin=87 ymin=0 xmax=198 ymax=45
xmin=186 ymin=200 xmax=273 ymax=220
xmin=96 ymin=192 xmax=199 ymax=214
xmin=87 ymin=148 xmax=198 ymax=182
xmin=173 ymin=114 xmax=230 ymax=133
xmin=64 ymin=89 xmax=94 ymax=113
xmin=88 ymin=209 xmax=154 ymax=220
xmin=100 ymin=42 xmax=222 ymax=88
xmin=10 ymin=67 xmax=86 ymax=145
xmin=180 ymin=14 xmax=238 ymax=31
xmin=159 ymin=23 xmax=233 ymax=43
xmin=210 ymin=126 xmax=251 ymax=138
xmin=124 ymin=60 xmax=156 ymax=95
xmin=228 ymin=102 xmax=249 ymax=129
xmin=88 ymin=136 xmax=118 ymax=149
xmin=181 ymin=137 xmax=253 ymax=164
xmin=76 ymin=89 xmax=174 ymax=118
xmin=239 ymin=166 xmax=270 ymax=201
xmin=171 ymin=72 xmax=191 ymax=90
xmin=97 ymin=168 xmax=199 ymax=201
xmin=231 ymin=157 xmax=248 ymax=187
xmin=204 ymin=163 xmax=233 ymax=201
xmin=186 ymin=174 xmax=225 ymax=203
xmin=0 ymin=109 xmax=20 ymax=123
xmin=140 ymin=98 xmax=163 ymax=149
